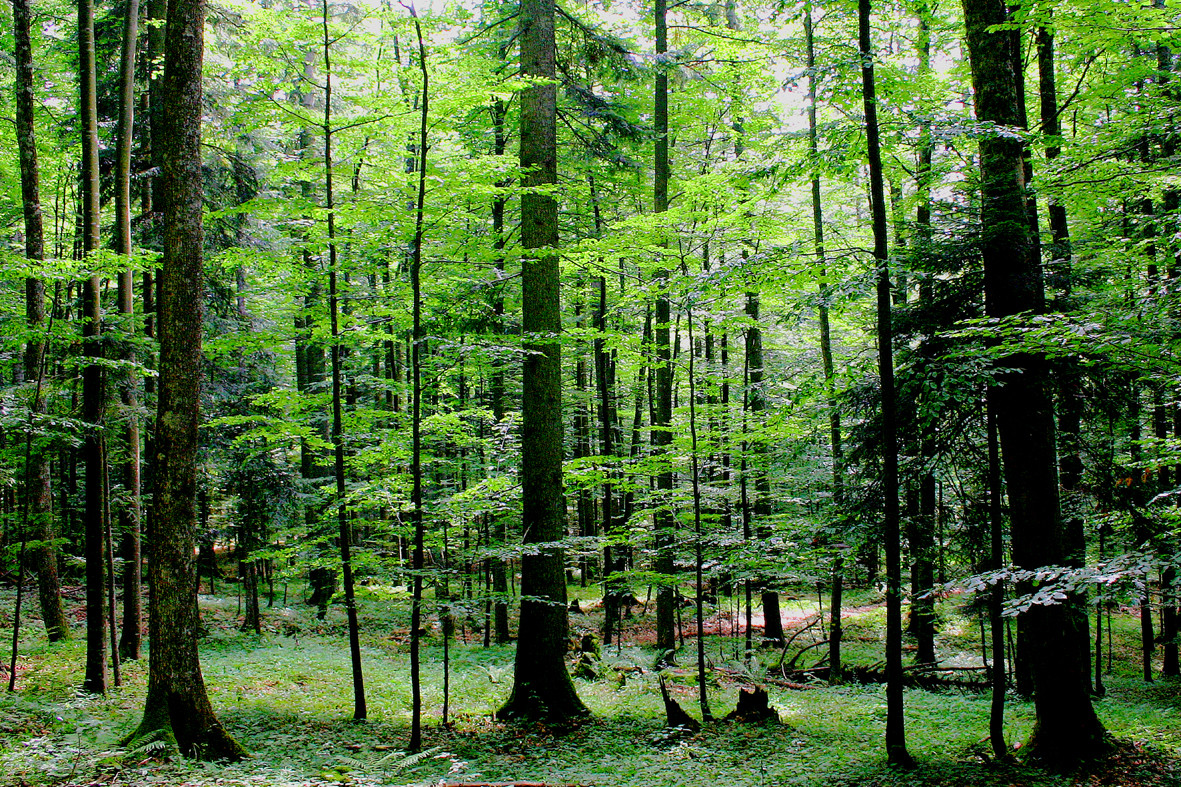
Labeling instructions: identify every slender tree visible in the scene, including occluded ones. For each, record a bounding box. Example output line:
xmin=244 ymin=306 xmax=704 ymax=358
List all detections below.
xmin=408 ymin=0 xmax=429 ymax=751
xmin=13 ymin=0 xmax=70 ymax=644
xmin=805 ymin=0 xmax=843 ymax=681
xmin=79 ymin=0 xmax=108 ymax=695
xmin=652 ymin=0 xmax=677 ymax=659
xmin=859 ymin=0 xmax=912 ymax=767
xmin=115 ymin=0 xmax=143 ymax=662
xmin=322 ymin=0 xmax=367 ymax=722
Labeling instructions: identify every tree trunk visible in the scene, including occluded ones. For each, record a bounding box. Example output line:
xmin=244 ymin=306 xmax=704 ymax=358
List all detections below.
xmin=408 ymin=3 xmax=429 ymax=749
xmin=496 ymin=0 xmax=587 ymax=722
xmin=490 ymin=88 xmax=512 ymax=646
xmin=744 ymin=291 xmax=781 ymax=645
xmin=14 ymin=0 xmax=69 ymax=644
xmin=79 ymin=0 xmax=107 ymax=694
xmin=805 ymin=1 xmax=842 ymax=679
xmin=322 ymin=0 xmax=367 ymax=722
xmin=961 ymin=0 xmax=1107 ymax=767
xmin=652 ymin=0 xmax=676 ymax=660
xmin=128 ymin=0 xmax=244 ymax=757
xmin=860 ymin=0 xmax=912 ymax=767
xmin=987 ymin=393 xmax=1008 ymax=759
xmin=115 ymin=0 xmax=143 ymax=662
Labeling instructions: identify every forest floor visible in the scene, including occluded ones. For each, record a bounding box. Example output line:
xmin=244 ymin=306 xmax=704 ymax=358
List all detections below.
xmin=2 ymin=581 xmax=1181 ymax=787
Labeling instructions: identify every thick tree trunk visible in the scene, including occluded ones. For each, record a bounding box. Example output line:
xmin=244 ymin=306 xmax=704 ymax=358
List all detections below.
xmin=859 ymin=0 xmax=912 ymax=767
xmin=128 ymin=0 xmax=244 ymax=758
xmin=961 ymin=0 xmax=1106 ymax=767
xmin=14 ymin=0 xmax=69 ymax=643
xmin=497 ymin=0 xmax=587 ymax=722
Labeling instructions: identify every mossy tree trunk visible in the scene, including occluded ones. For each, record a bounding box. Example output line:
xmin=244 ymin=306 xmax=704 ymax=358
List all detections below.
xmin=14 ymin=0 xmax=69 ymax=644
xmin=497 ymin=0 xmax=588 ymax=722
xmin=130 ymin=0 xmax=244 ymax=758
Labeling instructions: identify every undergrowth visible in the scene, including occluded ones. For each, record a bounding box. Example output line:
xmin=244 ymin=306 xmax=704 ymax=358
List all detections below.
xmin=1 ymin=585 xmax=1179 ymax=787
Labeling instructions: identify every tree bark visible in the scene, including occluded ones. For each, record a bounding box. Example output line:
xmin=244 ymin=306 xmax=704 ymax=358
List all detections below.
xmin=323 ymin=0 xmax=367 ymax=722
xmin=497 ymin=0 xmax=587 ymax=722
xmin=652 ymin=0 xmax=676 ymax=659
xmin=961 ymin=0 xmax=1107 ymax=767
xmin=804 ymin=1 xmax=843 ymax=679
xmin=408 ymin=2 xmax=429 ymax=749
xmin=859 ymin=0 xmax=912 ymax=767
xmin=128 ymin=0 xmax=244 ymax=758
xmin=14 ymin=0 xmax=70 ymax=644
xmin=115 ymin=0 xmax=143 ymax=662
xmin=79 ymin=0 xmax=107 ymax=695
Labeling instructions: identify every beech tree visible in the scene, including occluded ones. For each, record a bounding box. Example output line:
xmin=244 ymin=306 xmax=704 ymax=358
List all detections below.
xmin=960 ymin=0 xmax=1106 ymax=767
xmin=128 ymin=0 xmax=245 ymax=758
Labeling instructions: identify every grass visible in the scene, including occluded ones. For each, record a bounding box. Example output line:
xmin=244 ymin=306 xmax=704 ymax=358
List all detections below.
xmin=2 ymin=583 xmax=1180 ymax=787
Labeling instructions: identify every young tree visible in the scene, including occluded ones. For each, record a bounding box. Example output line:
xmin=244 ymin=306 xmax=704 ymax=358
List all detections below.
xmin=859 ymin=0 xmax=912 ymax=768
xmin=79 ymin=0 xmax=108 ymax=696
xmin=115 ymin=0 xmax=143 ymax=662
xmin=652 ymin=0 xmax=677 ymax=659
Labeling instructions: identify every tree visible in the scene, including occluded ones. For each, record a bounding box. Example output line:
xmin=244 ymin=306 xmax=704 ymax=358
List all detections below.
xmin=115 ymin=0 xmax=143 ymax=662
xmin=652 ymin=0 xmax=677 ymax=659
xmin=128 ymin=0 xmax=245 ymax=758
xmin=13 ymin=0 xmax=70 ymax=645
xmin=859 ymin=0 xmax=912 ymax=768
xmin=497 ymin=0 xmax=588 ymax=722
xmin=960 ymin=0 xmax=1106 ymax=767
xmin=79 ymin=0 xmax=107 ymax=696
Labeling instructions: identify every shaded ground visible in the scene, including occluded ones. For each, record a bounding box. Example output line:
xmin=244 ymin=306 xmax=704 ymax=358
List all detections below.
xmin=2 ymin=583 xmax=1180 ymax=787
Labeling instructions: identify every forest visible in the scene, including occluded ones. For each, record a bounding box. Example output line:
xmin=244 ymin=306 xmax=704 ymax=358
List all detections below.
xmin=3 ymin=0 xmax=1181 ymax=784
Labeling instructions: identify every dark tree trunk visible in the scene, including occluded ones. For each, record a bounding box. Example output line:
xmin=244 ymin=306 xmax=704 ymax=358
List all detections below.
xmin=987 ymin=394 xmax=1008 ymax=759
xmin=322 ymin=0 xmax=366 ymax=722
xmin=79 ymin=0 xmax=107 ymax=694
xmin=408 ymin=4 xmax=429 ymax=750
xmin=14 ymin=0 xmax=69 ymax=643
xmin=115 ymin=0 xmax=143 ymax=662
xmin=496 ymin=0 xmax=587 ymax=722
xmin=652 ymin=0 xmax=676 ymax=659
xmin=744 ymin=291 xmax=781 ymax=645
xmin=128 ymin=0 xmax=244 ymax=757
xmin=1040 ymin=17 xmax=1092 ymax=690
xmin=490 ymin=90 xmax=512 ymax=647
xmin=592 ymin=179 xmax=623 ymax=645
xmin=805 ymin=1 xmax=843 ymax=679
xmin=961 ymin=0 xmax=1107 ymax=767
xmin=860 ymin=0 xmax=912 ymax=767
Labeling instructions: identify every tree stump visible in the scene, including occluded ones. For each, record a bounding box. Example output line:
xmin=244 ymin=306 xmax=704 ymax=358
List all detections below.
xmin=658 ymin=675 xmax=700 ymax=732
xmin=726 ymin=687 xmax=778 ymax=723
